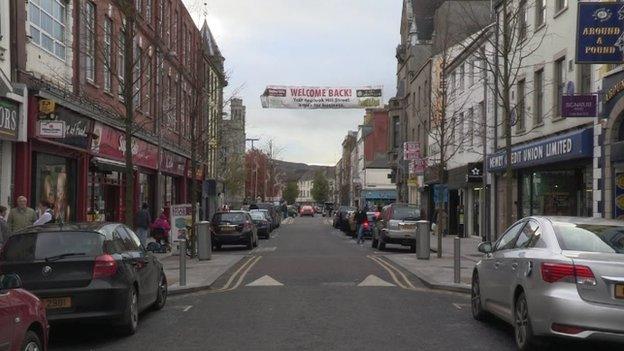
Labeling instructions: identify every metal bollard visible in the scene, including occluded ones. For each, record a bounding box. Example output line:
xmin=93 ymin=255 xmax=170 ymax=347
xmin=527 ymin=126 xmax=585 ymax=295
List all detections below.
xmin=454 ymin=236 xmax=461 ymax=284
xmin=179 ymin=239 xmax=187 ymax=287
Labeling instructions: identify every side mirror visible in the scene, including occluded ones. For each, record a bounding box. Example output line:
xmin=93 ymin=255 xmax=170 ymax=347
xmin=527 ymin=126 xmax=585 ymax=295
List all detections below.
xmin=478 ymin=242 xmax=493 ymax=254
xmin=0 ymin=273 xmax=23 ymax=290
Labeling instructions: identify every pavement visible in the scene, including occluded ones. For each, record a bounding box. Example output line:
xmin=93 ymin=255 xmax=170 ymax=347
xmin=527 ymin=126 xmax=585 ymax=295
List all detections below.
xmin=384 ymin=234 xmax=483 ymax=293
xmin=47 ymin=216 xmax=618 ymax=351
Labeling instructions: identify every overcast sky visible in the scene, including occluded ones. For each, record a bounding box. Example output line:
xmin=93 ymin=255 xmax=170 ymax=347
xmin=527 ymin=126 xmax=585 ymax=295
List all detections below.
xmin=183 ymin=0 xmax=401 ymax=166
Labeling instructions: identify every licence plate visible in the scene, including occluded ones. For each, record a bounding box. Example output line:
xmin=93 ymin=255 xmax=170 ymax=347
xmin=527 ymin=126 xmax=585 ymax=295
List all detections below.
xmin=400 ymin=224 xmax=416 ymax=230
xmin=220 ymin=226 xmax=234 ymax=232
xmin=43 ymin=297 xmax=71 ymax=309
xmin=616 ymin=284 xmax=624 ymax=299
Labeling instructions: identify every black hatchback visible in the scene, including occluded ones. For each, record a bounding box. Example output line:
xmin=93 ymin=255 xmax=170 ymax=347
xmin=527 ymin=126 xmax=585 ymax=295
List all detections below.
xmin=0 ymin=222 xmax=167 ymax=335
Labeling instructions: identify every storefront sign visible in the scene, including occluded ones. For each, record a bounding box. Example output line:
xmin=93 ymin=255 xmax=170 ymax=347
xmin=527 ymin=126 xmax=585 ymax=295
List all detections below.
xmin=576 ymin=3 xmax=624 ymax=63
xmin=561 ymin=95 xmax=597 ymax=117
xmin=91 ymin=123 xmax=158 ymax=169
xmin=0 ymin=98 xmax=19 ymax=141
xmin=487 ymin=128 xmax=593 ymax=172
xmin=361 ymin=189 xmax=397 ymax=200
xmin=602 ymin=69 xmax=624 ymax=118
xmin=615 ymin=173 xmax=624 ymax=220
xmin=40 ymin=106 xmax=93 ymax=149
xmin=466 ymin=163 xmax=483 ymax=183
xmin=403 ymin=142 xmax=420 ymax=161
xmin=38 ymin=121 xmax=66 ymax=138
xmin=161 ymin=151 xmax=186 ymax=176
xmin=260 ymin=85 xmax=383 ymax=109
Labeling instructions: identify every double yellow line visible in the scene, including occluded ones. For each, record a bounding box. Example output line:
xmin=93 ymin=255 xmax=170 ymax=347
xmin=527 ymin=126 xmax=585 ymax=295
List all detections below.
xmin=210 ymin=255 xmax=262 ymax=293
xmin=368 ymin=255 xmax=428 ymax=292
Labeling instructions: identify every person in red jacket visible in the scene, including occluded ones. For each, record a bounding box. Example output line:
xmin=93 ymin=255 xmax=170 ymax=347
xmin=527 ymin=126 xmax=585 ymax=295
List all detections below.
xmin=151 ymin=211 xmax=171 ymax=248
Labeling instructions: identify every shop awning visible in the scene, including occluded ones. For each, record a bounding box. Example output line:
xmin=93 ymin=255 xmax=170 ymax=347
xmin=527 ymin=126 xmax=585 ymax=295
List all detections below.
xmin=91 ymin=157 xmax=135 ymax=173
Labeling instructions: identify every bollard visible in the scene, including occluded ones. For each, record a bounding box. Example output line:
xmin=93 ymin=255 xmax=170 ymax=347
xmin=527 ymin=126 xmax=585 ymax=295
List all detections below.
xmin=454 ymin=236 xmax=461 ymax=284
xmin=179 ymin=239 xmax=187 ymax=287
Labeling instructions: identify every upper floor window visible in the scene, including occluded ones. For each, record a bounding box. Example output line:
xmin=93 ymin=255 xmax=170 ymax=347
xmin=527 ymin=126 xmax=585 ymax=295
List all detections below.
xmin=535 ymin=0 xmax=546 ymax=28
xmin=146 ymin=0 xmax=152 ymax=23
xmin=85 ymin=2 xmax=96 ymax=83
xmin=516 ymin=79 xmax=526 ymax=132
xmin=554 ymin=57 xmax=565 ymax=117
xmin=29 ymin=0 xmax=67 ymax=60
xmin=578 ymin=64 xmax=591 ymax=94
xmin=518 ymin=0 xmax=527 ymax=40
xmin=555 ymin=0 xmax=567 ymax=13
xmin=533 ymin=69 xmax=544 ymax=125
xmin=103 ymin=17 xmax=113 ymax=92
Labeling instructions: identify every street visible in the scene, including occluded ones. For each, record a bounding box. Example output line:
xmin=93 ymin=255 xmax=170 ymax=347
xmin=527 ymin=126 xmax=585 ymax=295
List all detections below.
xmin=46 ymin=216 xmax=613 ymax=351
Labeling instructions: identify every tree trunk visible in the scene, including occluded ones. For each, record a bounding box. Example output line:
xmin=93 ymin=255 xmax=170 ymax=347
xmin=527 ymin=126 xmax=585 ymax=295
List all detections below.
xmin=123 ymin=15 xmax=135 ymax=227
xmin=502 ymin=3 xmax=513 ymax=230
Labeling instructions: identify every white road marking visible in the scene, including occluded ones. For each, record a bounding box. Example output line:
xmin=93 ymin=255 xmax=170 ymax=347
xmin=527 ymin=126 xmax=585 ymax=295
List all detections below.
xmin=183 ymin=305 xmax=193 ymax=312
xmin=253 ymin=246 xmax=277 ymax=253
xmin=246 ymin=275 xmax=284 ymax=286
xmin=453 ymin=303 xmax=469 ymax=310
xmin=358 ymin=275 xmax=396 ymax=287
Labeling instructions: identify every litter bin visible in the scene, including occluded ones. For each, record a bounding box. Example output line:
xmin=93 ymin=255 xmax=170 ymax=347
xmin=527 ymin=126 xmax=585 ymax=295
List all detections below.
xmin=416 ymin=220 xmax=430 ymax=260
xmin=196 ymin=221 xmax=212 ymax=261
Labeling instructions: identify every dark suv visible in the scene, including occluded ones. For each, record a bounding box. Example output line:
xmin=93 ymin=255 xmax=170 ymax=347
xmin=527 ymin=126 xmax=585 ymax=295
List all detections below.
xmin=211 ymin=211 xmax=258 ymax=250
xmin=372 ymin=203 xmax=421 ymax=252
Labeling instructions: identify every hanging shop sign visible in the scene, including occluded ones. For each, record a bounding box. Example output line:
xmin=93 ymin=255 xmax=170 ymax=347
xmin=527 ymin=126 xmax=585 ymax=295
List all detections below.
xmin=161 ymin=150 xmax=186 ymax=176
xmin=38 ymin=106 xmax=93 ymax=148
xmin=576 ymin=2 xmax=624 ymax=63
xmin=487 ymin=128 xmax=593 ymax=172
xmin=91 ymin=123 xmax=158 ymax=169
xmin=403 ymin=142 xmax=421 ymax=161
xmin=615 ymin=173 xmax=624 ymax=220
xmin=561 ymin=95 xmax=597 ymax=117
xmin=465 ymin=162 xmax=483 ymax=183
xmin=260 ymin=85 xmax=383 ymax=109
xmin=0 ymin=98 xmax=19 ymax=141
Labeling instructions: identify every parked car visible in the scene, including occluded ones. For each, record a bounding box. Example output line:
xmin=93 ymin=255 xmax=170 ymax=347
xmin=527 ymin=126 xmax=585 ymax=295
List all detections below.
xmin=333 ymin=206 xmax=356 ymax=230
xmin=300 ymin=205 xmax=315 ymax=217
xmin=250 ymin=209 xmax=274 ymax=232
xmin=0 ymin=273 xmax=49 ymax=351
xmin=287 ymin=205 xmax=298 ymax=217
xmin=250 ymin=211 xmax=272 ymax=239
xmin=472 ymin=216 xmax=624 ymax=350
xmin=0 ymin=222 xmax=168 ymax=335
xmin=372 ymin=203 xmax=420 ymax=252
xmin=322 ymin=202 xmax=334 ymax=217
xmin=256 ymin=203 xmax=281 ymax=228
xmin=211 ymin=211 xmax=258 ymax=250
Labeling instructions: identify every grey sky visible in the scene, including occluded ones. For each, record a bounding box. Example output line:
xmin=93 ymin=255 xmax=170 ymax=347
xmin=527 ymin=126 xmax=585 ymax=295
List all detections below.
xmin=184 ymin=0 xmax=401 ymax=165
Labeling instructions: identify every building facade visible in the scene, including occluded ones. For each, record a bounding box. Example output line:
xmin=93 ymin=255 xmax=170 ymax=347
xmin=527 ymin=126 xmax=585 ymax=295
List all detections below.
xmin=221 ymin=97 xmax=246 ymax=208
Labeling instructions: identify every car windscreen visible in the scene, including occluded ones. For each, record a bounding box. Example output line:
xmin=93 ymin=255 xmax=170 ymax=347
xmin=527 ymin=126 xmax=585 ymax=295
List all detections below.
xmin=250 ymin=212 xmax=265 ymax=220
xmin=213 ymin=213 xmax=247 ymax=224
xmin=392 ymin=206 xmax=420 ymax=220
xmin=0 ymin=232 xmax=105 ymax=262
xmin=554 ymin=223 xmax=624 ymax=254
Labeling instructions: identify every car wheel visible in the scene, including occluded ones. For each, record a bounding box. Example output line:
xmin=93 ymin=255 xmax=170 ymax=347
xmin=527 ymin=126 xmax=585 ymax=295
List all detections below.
xmin=117 ymin=287 xmax=139 ymax=335
xmin=471 ymin=272 xmax=488 ymax=321
xmin=246 ymin=236 xmax=253 ymax=250
xmin=153 ymin=271 xmax=168 ymax=311
xmin=21 ymin=330 xmax=42 ymax=351
xmin=514 ymin=291 xmax=538 ymax=351
xmin=378 ymin=241 xmax=386 ymax=250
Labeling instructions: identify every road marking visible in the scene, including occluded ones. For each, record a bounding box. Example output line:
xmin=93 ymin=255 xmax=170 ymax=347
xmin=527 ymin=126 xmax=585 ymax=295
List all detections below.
xmin=253 ymin=246 xmax=277 ymax=253
xmin=371 ymin=256 xmax=416 ymax=289
xmin=452 ymin=303 xmax=469 ymax=310
xmin=228 ymin=256 xmax=262 ymax=291
xmin=183 ymin=305 xmax=193 ymax=312
xmin=246 ymin=275 xmax=284 ymax=286
xmin=358 ymin=274 xmax=395 ymax=287
xmin=217 ymin=256 xmax=258 ymax=291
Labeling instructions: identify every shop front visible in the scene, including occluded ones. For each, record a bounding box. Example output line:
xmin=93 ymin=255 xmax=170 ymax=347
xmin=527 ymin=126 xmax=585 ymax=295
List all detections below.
xmin=160 ymin=150 xmax=187 ymax=216
xmin=0 ymin=96 xmax=23 ymax=208
xmin=600 ymin=70 xmax=624 ymax=219
xmin=446 ymin=162 xmax=483 ymax=237
xmin=360 ymin=188 xmax=397 ymax=208
xmin=488 ymin=127 xmax=594 ymax=222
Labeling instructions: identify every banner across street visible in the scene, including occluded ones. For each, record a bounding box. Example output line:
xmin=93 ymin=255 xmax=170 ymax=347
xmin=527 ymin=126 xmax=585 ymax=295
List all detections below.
xmin=260 ymin=85 xmax=383 ymax=109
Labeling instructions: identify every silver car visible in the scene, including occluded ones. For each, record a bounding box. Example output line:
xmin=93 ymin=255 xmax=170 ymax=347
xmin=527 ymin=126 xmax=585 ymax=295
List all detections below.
xmin=471 ymin=216 xmax=624 ymax=350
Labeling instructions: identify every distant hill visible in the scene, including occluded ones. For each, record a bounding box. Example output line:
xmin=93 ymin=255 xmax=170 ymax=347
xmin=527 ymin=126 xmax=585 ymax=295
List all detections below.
xmin=273 ymin=160 xmax=333 ymax=183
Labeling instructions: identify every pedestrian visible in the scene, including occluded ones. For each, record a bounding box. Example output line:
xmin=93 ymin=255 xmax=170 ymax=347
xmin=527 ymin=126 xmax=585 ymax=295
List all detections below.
xmin=281 ymin=201 xmax=288 ymax=220
xmin=355 ymin=207 xmax=368 ymax=245
xmin=151 ymin=210 xmax=171 ymax=249
xmin=0 ymin=206 xmax=10 ymax=248
xmin=135 ymin=202 xmax=151 ymax=247
xmin=33 ymin=200 xmax=54 ymax=226
xmin=7 ymin=196 xmax=37 ymax=232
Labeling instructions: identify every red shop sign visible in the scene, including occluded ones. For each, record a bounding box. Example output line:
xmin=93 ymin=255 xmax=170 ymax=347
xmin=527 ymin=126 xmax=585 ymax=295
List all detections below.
xmin=92 ymin=123 xmax=158 ymax=169
xmin=161 ymin=150 xmax=186 ymax=176
xmin=187 ymin=161 xmax=205 ymax=180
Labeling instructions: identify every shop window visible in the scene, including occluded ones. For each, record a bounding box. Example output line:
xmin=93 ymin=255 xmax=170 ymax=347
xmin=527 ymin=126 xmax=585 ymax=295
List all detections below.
xmin=88 ymin=170 xmax=122 ymax=222
xmin=520 ymin=169 xmax=590 ymax=217
xmin=33 ymin=153 xmax=76 ymax=223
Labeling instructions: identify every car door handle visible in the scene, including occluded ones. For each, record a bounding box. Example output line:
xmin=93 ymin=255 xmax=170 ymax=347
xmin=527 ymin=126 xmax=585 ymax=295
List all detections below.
xmin=511 ymin=262 xmax=519 ymax=271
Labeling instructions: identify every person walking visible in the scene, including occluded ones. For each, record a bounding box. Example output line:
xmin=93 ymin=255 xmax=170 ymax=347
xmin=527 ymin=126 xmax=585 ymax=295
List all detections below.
xmin=7 ymin=196 xmax=37 ymax=232
xmin=355 ymin=207 xmax=368 ymax=245
xmin=0 ymin=206 xmax=10 ymax=248
xmin=281 ymin=201 xmax=288 ymax=220
xmin=33 ymin=200 xmax=54 ymax=226
xmin=135 ymin=203 xmax=151 ymax=247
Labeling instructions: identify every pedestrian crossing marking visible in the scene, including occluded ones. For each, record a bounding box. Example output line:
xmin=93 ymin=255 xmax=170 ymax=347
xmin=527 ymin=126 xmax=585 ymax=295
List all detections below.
xmin=246 ymin=275 xmax=284 ymax=286
xmin=357 ymin=275 xmax=396 ymax=287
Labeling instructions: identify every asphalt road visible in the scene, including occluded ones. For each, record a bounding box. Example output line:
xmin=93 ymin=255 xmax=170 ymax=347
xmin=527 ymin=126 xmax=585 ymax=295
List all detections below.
xmin=49 ymin=216 xmax=616 ymax=351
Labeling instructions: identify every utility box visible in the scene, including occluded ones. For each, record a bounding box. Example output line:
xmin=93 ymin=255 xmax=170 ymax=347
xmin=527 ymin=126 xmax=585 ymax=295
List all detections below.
xmin=416 ymin=220 xmax=430 ymax=260
xmin=196 ymin=221 xmax=212 ymax=261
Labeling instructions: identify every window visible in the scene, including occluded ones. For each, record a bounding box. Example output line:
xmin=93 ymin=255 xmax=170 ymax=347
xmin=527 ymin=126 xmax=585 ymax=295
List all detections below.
xmin=535 ymin=0 xmax=546 ymax=27
xmin=460 ymin=64 xmax=465 ymax=90
xmin=146 ymin=0 xmax=152 ymax=23
xmin=116 ymin=226 xmax=141 ymax=251
xmin=457 ymin=113 xmax=464 ymax=149
xmin=468 ymin=60 xmax=474 ymax=86
xmin=494 ymin=222 xmax=525 ymax=251
xmin=477 ymin=101 xmax=485 ymax=147
xmin=118 ymin=30 xmax=125 ymax=100
xmin=85 ymin=2 xmax=96 ymax=82
xmin=468 ymin=107 xmax=474 ymax=147
xmin=146 ymin=57 xmax=152 ymax=114
xmin=516 ymin=79 xmax=526 ymax=131
xmin=578 ymin=64 xmax=591 ymax=94
xmin=135 ymin=0 xmax=142 ymax=15
xmin=554 ymin=57 xmax=565 ymax=117
xmin=29 ymin=0 xmax=67 ymax=60
xmin=518 ymin=0 xmax=527 ymax=40
xmin=515 ymin=220 xmax=542 ymax=249
xmin=533 ymin=69 xmax=544 ymax=125
xmin=103 ymin=17 xmax=112 ymax=92
xmin=393 ymin=116 xmax=400 ymax=148
xmin=555 ymin=0 xmax=567 ymax=13
xmin=133 ymin=45 xmax=142 ymax=108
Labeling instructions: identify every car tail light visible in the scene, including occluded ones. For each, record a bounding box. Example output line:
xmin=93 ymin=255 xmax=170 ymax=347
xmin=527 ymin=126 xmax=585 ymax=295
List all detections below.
xmin=541 ymin=262 xmax=596 ymax=285
xmin=93 ymin=254 xmax=118 ymax=279
xmin=551 ymin=323 xmax=586 ymax=335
